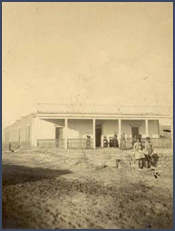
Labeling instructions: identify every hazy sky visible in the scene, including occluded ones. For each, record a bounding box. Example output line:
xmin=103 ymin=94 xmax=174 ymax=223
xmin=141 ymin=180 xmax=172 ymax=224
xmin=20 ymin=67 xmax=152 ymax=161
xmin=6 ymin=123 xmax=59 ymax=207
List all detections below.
xmin=2 ymin=2 xmax=173 ymax=129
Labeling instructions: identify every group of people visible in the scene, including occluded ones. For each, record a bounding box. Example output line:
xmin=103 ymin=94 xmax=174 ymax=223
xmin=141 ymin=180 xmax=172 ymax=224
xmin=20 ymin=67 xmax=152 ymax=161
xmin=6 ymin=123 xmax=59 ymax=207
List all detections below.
xmin=103 ymin=132 xmax=127 ymax=150
xmin=86 ymin=133 xmax=155 ymax=171
xmin=134 ymin=136 xmax=154 ymax=170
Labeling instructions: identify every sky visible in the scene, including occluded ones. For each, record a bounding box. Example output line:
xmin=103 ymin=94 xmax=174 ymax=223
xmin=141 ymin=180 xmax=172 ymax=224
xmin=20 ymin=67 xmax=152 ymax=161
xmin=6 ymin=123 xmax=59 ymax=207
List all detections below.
xmin=2 ymin=2 xmax=173 ymax=130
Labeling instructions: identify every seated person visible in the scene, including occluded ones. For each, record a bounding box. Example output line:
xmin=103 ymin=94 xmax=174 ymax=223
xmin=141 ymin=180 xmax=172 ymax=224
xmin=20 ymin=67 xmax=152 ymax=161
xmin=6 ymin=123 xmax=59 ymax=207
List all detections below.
xmin=109 ymin=137 xmax=114 ymax=147
xmin=134 ymin=143 xmax=145 ymax=170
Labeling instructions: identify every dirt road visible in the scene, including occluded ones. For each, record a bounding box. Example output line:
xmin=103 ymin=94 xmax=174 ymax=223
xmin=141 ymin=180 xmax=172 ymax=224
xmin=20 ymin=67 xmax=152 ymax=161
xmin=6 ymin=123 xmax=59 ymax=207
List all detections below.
xmin=2 ymin=148 xmax=173 ymax=229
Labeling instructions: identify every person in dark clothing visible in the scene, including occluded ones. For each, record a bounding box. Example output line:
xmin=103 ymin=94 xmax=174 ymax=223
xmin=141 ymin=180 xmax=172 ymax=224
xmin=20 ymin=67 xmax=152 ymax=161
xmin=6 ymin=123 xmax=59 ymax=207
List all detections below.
xmin=113 ymin=133 xmax=118 ymax=148
xmin=9 ymin=143 xmax=11 ymax=151
xmin=132 ymin=135 xmax=137 ymax=148
xmin=143 ymin=137 xmax=153 ymax=168
xmin=103 ymin=136 xmax=108 ymax=147
xmin=138 ymin=133 xmax=142 ymax=143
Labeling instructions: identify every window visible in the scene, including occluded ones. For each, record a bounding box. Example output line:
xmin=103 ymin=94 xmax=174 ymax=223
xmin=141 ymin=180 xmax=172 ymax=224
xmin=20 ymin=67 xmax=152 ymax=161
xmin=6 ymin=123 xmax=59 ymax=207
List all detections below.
xmin=163 ymin=129 xmax=171 ymax=132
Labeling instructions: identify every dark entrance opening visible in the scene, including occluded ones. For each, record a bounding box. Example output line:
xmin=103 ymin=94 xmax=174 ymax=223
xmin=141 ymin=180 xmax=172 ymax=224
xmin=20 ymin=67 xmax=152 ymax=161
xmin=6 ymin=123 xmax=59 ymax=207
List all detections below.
xmin=55 ymin=127 xmax=63 ymax=147
xmin=96 ymin=127 xmax=102 ymax=147
xmin=55 ymin=127 xmax=60 ymax=139
xmin=132 ymin=127 xmax=139 ymax=138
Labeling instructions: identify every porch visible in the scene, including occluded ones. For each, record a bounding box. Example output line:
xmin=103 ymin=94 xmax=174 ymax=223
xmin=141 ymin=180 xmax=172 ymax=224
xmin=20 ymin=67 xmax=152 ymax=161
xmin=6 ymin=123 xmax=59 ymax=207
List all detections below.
xmin=36 ymin=117 xmax=172 ymax=149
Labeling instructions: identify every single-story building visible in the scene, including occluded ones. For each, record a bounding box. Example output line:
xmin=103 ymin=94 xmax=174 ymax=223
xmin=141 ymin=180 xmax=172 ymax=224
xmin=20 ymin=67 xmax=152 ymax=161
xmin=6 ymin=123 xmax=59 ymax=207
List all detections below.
xmin=3 ymin=104 xmax=173 ymax=149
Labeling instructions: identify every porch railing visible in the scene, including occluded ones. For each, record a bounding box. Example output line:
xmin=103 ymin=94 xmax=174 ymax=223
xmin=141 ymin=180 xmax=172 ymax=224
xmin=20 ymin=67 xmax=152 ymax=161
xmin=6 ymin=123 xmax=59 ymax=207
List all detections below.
xmin=126 ymin=137 xmax=172 ymax=149
xmin=67 ymin=138 xmax=93 ymax=149
xmin=37 ymin=139 xmax=65 ymax=149
xmin=36 ymin=137 xmax=172 ymax=149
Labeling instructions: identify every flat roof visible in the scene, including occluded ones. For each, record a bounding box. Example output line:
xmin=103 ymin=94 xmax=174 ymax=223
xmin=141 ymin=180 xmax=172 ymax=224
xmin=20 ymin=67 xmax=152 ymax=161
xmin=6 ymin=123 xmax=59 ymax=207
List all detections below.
xmin=37 ymin=103 xmax=173 ymax=117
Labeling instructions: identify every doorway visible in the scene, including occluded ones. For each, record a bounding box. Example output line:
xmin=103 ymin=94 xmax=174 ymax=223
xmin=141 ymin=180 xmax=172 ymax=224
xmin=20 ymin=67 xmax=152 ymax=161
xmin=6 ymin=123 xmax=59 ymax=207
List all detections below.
xmin=55 ymin=127 xmax=60 ymax=139
xmin=96 ymin=127 xmax=102 ymax=147
xmin=55 ymin=127 xmax=63 ymax=139
xmin=55 ymin=127 xmax=63 ymax=147
xmin=132 ymin=127 xmax=139 ymax=138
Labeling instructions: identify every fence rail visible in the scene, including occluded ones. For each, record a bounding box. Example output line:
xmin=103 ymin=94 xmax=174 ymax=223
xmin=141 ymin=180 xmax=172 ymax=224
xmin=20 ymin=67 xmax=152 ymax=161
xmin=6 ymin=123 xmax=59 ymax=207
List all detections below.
xmin=37 ymin=139 xmax=65 ymax=149
xmin=3 ymin=137 xmax=172 ymax=151
xmin=3 ymin=141 xmax=32 ymax=150
xmin=67 ymin=138 xmax=93 ymax=149
xmin=37 ymin=137 xmax=172 ymax=149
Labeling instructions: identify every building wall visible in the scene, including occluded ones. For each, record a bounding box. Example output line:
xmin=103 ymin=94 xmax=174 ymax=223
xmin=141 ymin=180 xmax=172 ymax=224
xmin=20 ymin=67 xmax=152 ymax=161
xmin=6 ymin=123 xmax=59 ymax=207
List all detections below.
xmin=3 ymin=115 xmax=163 ymax=149
xmin=67 ymin=119 xmax=93 ymax=139
xmin=3 ymin=114 xmax=34 ymax=147
xmin=159 ymin=118 xmax=173 ymax=138
xmin=121 ymin=120 xmax=145 ymax=138
xmin=37 ymin=118 xmax=56 ymax=140
xmin=120 ymin=120 xmax=159 ymax=138
xmin=102 ymin=120 xmax=119 ymax=139
xmin=148 ymin=120 xmax=159 ymax=138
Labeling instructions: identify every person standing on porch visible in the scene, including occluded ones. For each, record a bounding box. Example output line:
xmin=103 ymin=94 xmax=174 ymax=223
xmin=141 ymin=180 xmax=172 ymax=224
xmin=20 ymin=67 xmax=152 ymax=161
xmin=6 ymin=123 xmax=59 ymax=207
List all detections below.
xmin=113 ymin=132 xmax=118 ymax=148
xmin=120 ymin=133 xmax=127 ymax=150
xmin=86 ymin=134 xmax=91 ymax=148
xmin=103 ymin=136 xmax=108 ymax=147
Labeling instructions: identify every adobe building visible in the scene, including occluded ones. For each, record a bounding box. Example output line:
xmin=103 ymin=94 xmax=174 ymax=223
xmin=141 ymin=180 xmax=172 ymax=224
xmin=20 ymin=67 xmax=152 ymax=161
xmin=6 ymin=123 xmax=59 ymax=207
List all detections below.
xmin=3 ymin=104 xmax=173 ymax=150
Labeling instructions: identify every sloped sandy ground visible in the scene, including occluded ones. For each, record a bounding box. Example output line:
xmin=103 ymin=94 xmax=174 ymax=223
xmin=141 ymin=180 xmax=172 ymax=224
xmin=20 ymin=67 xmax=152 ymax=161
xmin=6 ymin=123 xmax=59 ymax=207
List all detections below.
xmin=2 ymin=148 xmax=173 ymax=229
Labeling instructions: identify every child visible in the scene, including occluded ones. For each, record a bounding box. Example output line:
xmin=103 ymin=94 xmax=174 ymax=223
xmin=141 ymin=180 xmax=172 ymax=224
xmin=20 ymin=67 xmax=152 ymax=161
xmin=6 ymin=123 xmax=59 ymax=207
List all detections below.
xmin=134 ymin=139 xmax=145 ymax=170
xmin=86 ymin=135 xmax=91 ymax=148
xmin=103 ymin=136 xmax=108 ymax=147
xmin=143 ymin=137 xmax=153 ymax=168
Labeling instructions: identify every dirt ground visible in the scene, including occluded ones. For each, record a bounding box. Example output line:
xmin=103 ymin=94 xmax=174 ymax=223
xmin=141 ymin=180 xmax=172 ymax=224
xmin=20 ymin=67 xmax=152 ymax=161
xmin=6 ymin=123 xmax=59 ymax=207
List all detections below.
xmin=2 ymin=148 xmax=173 ymax=229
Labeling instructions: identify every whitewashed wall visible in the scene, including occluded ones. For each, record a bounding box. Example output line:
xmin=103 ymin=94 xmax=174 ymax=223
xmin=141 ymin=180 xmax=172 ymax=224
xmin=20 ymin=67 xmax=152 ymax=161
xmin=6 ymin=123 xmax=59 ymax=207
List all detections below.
xmin=66 ymin=119 xmax=93 ymax=139
xmin=3 ymin=114 xmax=34 ymax=143
xmin=37 ymin=118 xmax=55 ymax=140
xmin=148 ymin=120 xmax=159 ymax=138
xmin=102 ymin=120 xmax=119 ymax=139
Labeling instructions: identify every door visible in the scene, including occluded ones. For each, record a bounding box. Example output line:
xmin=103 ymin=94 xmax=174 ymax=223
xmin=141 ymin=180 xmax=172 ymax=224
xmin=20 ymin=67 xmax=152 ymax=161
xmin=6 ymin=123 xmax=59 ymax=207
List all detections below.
xmin=96 ymin=127 xmax=102 ymax=147
xmin=55 ymin=127 xmax=60 ymax=139
xmin=55 ymin=127 xmax=63 ymax=139
xmin=132 ymin=127 xmax=139 ymax=138
xmin=55 ymin=127 xmax=63 ymax=147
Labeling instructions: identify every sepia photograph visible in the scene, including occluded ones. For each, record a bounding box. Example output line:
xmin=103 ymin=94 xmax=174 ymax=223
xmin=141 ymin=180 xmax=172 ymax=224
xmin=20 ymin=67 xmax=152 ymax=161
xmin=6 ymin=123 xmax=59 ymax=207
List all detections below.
xmin=2 ymin=2 xmax=173 ymax=229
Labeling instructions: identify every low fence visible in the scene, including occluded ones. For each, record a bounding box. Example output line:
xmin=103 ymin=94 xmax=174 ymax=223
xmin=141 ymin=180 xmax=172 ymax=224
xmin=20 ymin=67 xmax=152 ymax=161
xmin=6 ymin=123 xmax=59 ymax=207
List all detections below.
xmin=37 ymin=137 xmax=172 ymax=149
xmin=149 ymin=137 xmax=172 ymax=148
xmin=67 ymin=138 xmax=93 ymax=149
xmin=3 ymin=137 xmax=172 ymax=151
xmin=3 ymin=142 xmax=20 ymax=150
xmin=3 ymin=141 xmax=31 ymax=151
xmin=20 ymin=141 xmax=31 ymax=149
xmin=37 ymin=139 xmax=65 ymax=149
xmin=126 ymin=137 xmax=172 ymax=149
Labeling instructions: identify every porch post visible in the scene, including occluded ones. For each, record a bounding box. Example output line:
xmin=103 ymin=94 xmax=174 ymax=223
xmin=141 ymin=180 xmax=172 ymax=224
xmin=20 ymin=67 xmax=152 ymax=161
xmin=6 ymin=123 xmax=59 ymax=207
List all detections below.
xmin=93 ymin=118 xmax=96 ymax=149
xmin=171 ymin=119 xmax=173 ymax=147
xmin=145 ymin=119 xmax=149 ymax=136
xmin=31 ymin=117 xmax=37 ymax=147
xmin=118 ymin=118 xmax=121 ymax=138
xmin=64 ymin=118 xmax=68 ymax=149
xmin=118 ymin=118 xmax=121 ymax=147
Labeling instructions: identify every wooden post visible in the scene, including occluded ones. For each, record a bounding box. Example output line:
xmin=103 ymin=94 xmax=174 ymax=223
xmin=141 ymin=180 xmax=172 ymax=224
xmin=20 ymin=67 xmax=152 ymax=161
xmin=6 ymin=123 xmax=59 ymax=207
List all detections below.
xmin=118 ymin=118 xmax=121 ymax=147
xmin=145 ymin=119 xmax=149 ymax=136
xmin=93 ymin=119 xmax=96 ymax=149
xmin=64 ymin=118 xmax=68 ymax=149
